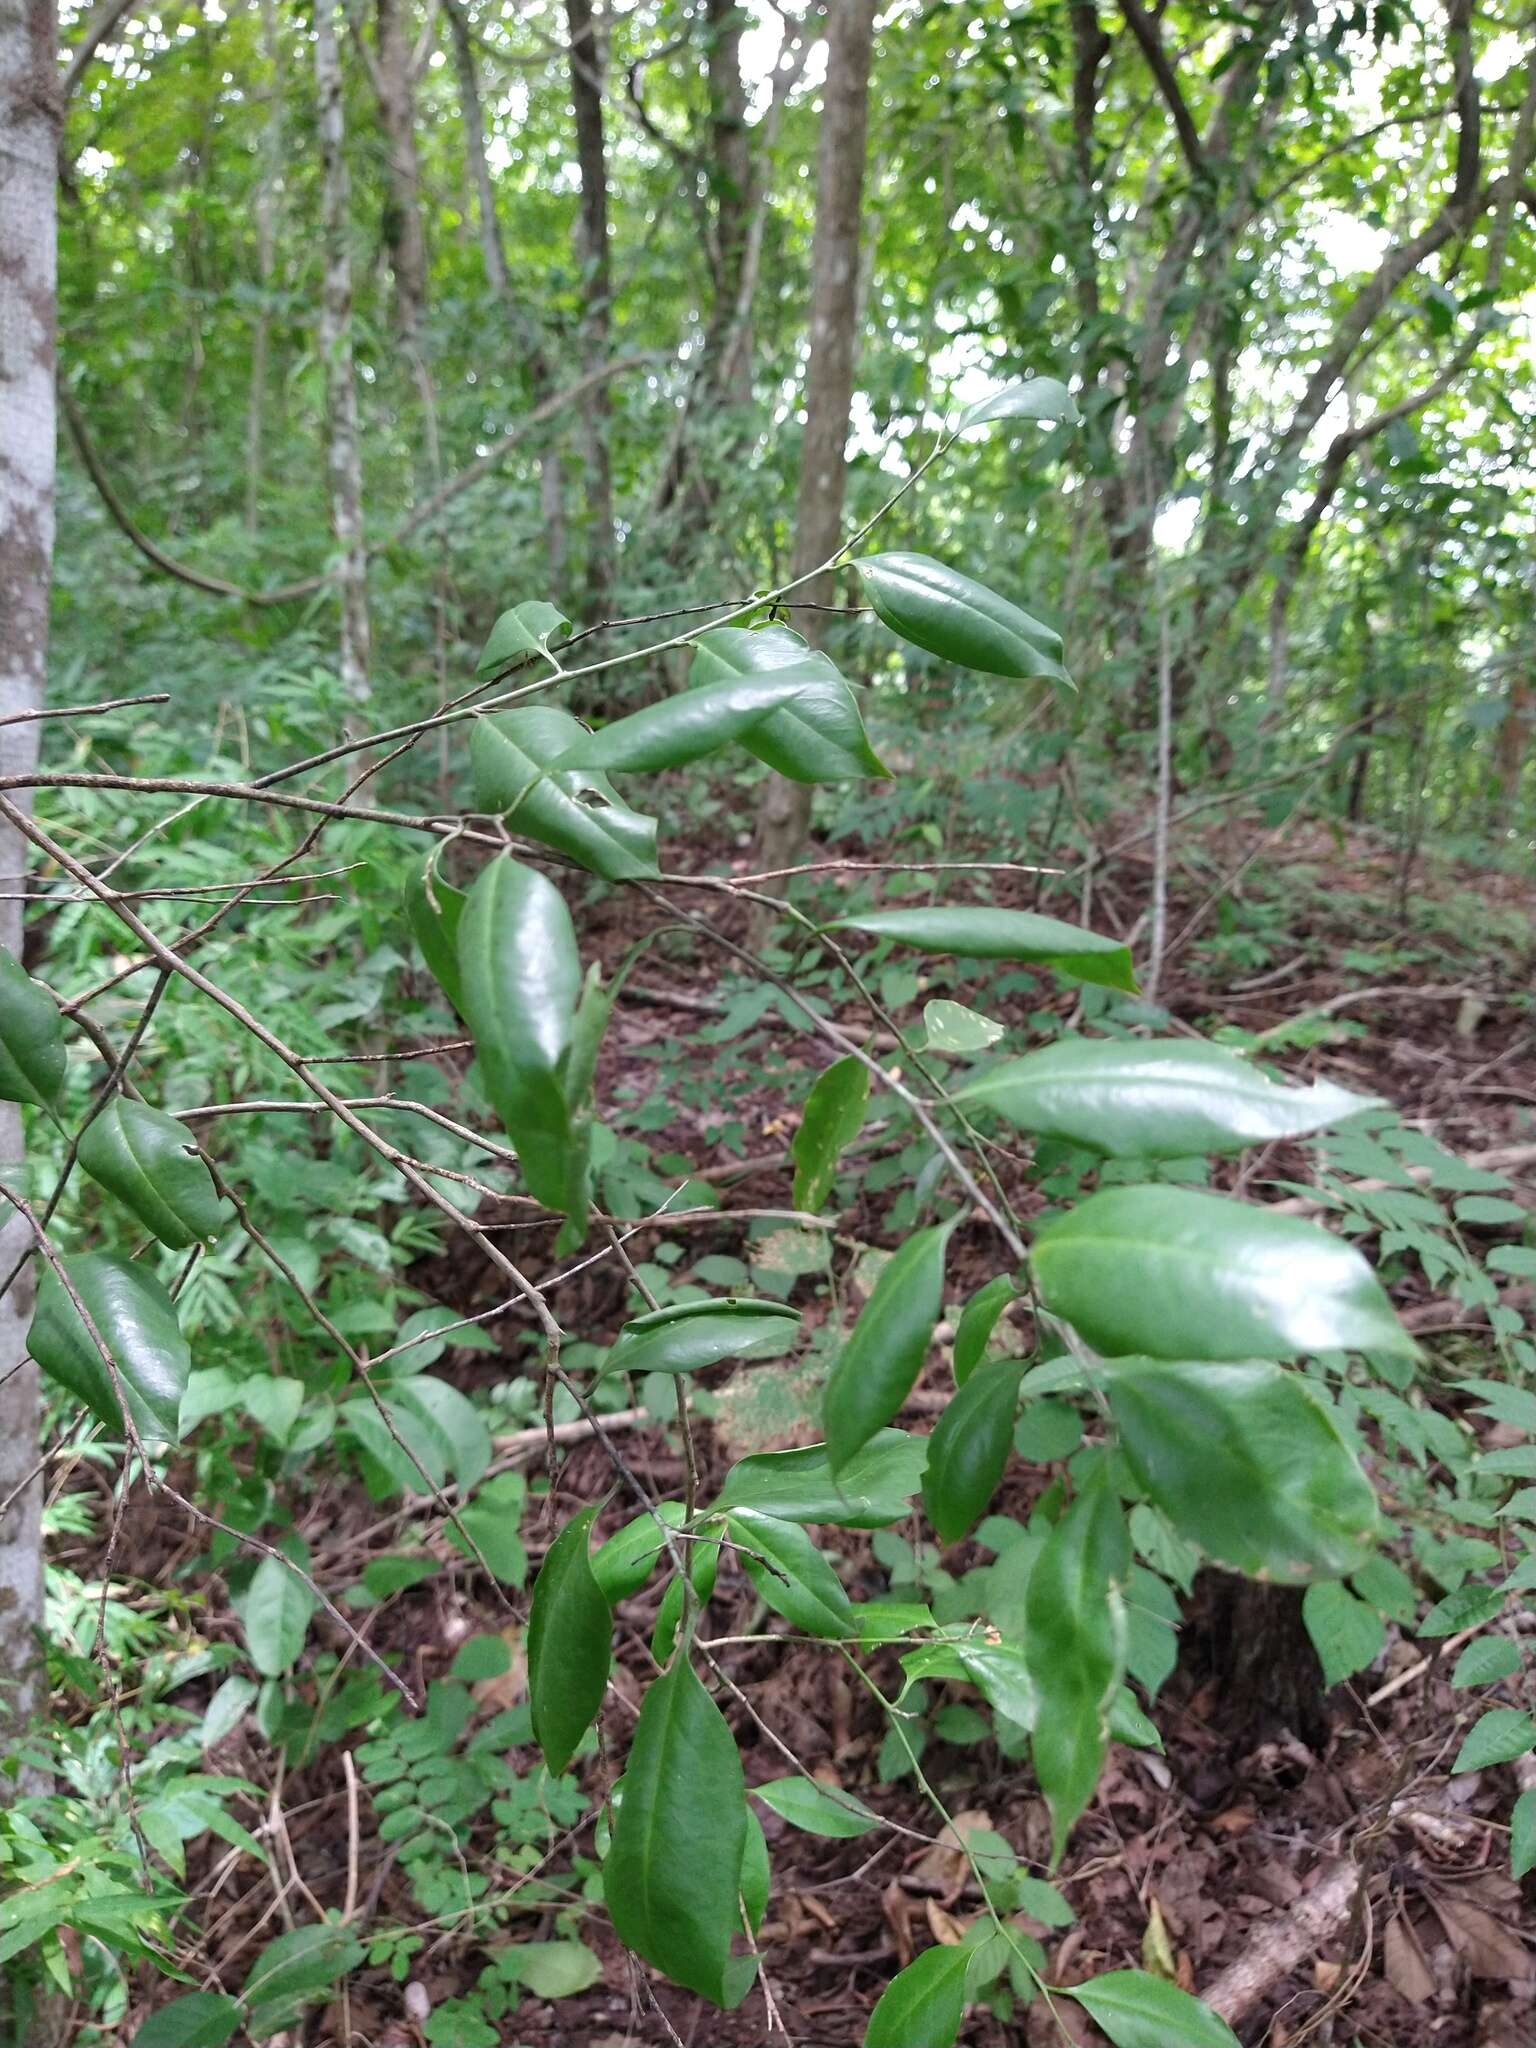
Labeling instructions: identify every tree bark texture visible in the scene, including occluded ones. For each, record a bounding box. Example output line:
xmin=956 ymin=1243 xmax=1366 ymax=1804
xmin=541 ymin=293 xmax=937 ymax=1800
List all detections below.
xmin=0 ymin=0 xmax=57 ymax=1764
xmin=314 ymin=0 xmax=372 ymax=715
xmin=752 ymin=0 xmax=877 ymax=889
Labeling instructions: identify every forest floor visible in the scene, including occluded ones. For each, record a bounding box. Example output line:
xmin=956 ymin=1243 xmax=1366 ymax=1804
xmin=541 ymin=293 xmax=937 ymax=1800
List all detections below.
xmin=104 ymin=803 xmax=1536 ymax=2048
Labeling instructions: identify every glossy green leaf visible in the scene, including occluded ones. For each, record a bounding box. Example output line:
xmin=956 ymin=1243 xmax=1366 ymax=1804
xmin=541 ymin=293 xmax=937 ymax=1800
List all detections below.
xmin=1024 ymin=1471 xmax=1129 ymax=1861
xmin=457 ymin=854 xmax=581 ymax=1213
xmin=129 ymin=1994 xmax=241 ymax=2047
xmin=565 ymin=961 xmax=611 ymax=1113
xmin=1032 ymin=1186 xmax=1414 ymax=1361
xmin=476 ymin=600 xmax=570 ymax=676
xmin=856 ymin=551 xmax=1068 ymax=683
xmin=922 ymin=1355 xmax=1025 ymax=1542
xmin=403 ymin=853 xmax=467 ymax=1013
xmin=826 ymin=906 xmax=1135 ymax=992
xmin=605 ymin=1655 xmax=748 ymax=2004
xmin=1065 ymin=1970 xmax=1240 ymax=2048
xmin=921 ymin=998 xmax=1003 ymax=1053
xmin=243 ymin=1923 xmax=363 ymax=2040
xmin=555 ymin=669 xmax=884 ymax=782
xmin=600 ymin=1298 xmax=801 ymax=1379
xmin=750 ymin=1774 xmax=879 ymax=1838
xmin=823 ymin=1220 xmax=955 ymax=1472
xmin=78 ymin=1100 xmax=229 ymax=1249
xmin=1104 ymin=1359 xmax=1381 ymax=1582
xmin=714 ymin=1429 xmax=927 ymax=1527
xmin=1452 ymin=1707 xmax=1536 ymax=1774
xmin=958 ymin=1038 xmax=1378 ymax=1157
xmin=1303 ymin=1580 xmax=1386 ymax=1685
xmin=863 ymin=1941 xmax=970 ymax=2048
xmin=238 ymin=1553 xmax=316 ymax=1678
xmin=0 ymin=945 xmax=65 ymax=1114
xmin=30 ymin=1253 xmax=191 ymax=1441
xmin=688 ymin=623 xmax=887 ymax=780
xmin=792 ymin=1055 xmax=870 ymax=1211
xmin=592 ymin=1500 xmax=687 ymax=1604
xmin=957 ymin=375 xmax=1080 ymax=431
xmin=527 ymin=1503 xmax=611 ymax=1774
xmin=952 ymin=1273 xmax=1019 ymax=1386
xmin=740 ymin=1806 xmax=770 ymax=1931
xmin=471 ymin=706 xmax=660 ymax=879
xmin=727 ymin=1508 xmax=855 ymax=1638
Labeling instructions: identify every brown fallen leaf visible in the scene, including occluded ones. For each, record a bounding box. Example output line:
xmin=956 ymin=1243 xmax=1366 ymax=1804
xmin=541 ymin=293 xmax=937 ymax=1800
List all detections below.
xmin=883 ymin=1878 xmax=913 ymax=1968
xmin=1429 ymin=1891 xmax=1533 ymax=1982
xmin=909 ymin=1807 xmax=991 ymax=1901
xmin=1383 ymin=1909 xmax=1437 ymax=2006
xmin=925 ymin=1899 xmax=968 ymax=1946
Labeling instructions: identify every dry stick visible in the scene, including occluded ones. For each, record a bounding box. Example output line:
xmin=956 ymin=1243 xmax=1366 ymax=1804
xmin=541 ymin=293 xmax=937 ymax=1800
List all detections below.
xmin=1200 ymin=1859 xmax=1361 ymax=2025
xmin=0 ymin=691 xmax=169 ymax=727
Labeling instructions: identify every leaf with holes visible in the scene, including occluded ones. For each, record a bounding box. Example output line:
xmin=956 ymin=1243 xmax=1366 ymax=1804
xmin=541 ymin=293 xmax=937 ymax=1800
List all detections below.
xmin=471 ymin=707 xmax=659 ymax=879
xmin=527 ymin=1503 xmax=611 ymax=1774
xmin=688 ymin=624 xmax=887 ymax=780
xmin=30 ymin=1253 xmax=191 ymax=1441
xmin=78 ymin=1099 xmax=229 ymax=1249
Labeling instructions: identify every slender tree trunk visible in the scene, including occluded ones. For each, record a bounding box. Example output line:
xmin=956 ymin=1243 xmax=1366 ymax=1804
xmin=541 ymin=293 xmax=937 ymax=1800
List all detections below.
xmin=315 ymin=0 xmax=371 ymax=716
xmin=373 ymin=0 xmax=427 ymax=346
xmin=750 ymin=0 xmax=877 ymax=894
xmin=442 ymin=0 xmax=566 ymax=588
xmin=704 ymin=0 xmax=751 ymax=409
xmin=565 ymin=0 xmax=614 ymax=615
xmin=0 ymin=0 xmax=58 ymax=1779
xmin=245 ymin=0 xmax=283 ymax=531
xmin=1496 ymin=674 xmax=1532 ymax=825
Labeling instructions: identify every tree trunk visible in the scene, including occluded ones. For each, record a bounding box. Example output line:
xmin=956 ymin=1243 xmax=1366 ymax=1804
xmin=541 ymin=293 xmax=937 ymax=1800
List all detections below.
xmin=373 ymin=0 xmax=428 ymax=346
xmin=245 ymin=0 xmax=283 ymax=531
xmin=315 ymin=0 xmax=372 ymax=719
xmin=703 ymin=0 xmax=752 ymax=409
xmin=0 ymin=0 xmax=58 ymax=1778
xmin=564 ymin=0 xmax=614 ymax=616
xmin=1496 ymin=674 xmax=1532 ymax=825
xmin=442 ymin=0 xmax=566 ymax=588
xmin=750 ymin=0 xmax=877 ymax=898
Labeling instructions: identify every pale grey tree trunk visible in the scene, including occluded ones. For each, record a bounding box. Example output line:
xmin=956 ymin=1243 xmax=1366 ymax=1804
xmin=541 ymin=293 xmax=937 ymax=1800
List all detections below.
xmin=0 ymin=0 xmax=58 ymax=1765
xmin=373 ymin=0 xmax=428 ymax=347
xmin=750 ymin=0 xmax=877 ymax=893
xmin=245 ymin=0 xmax=283 ymax=531
xmin=314 ymin=0 xmax=372 ymax=716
